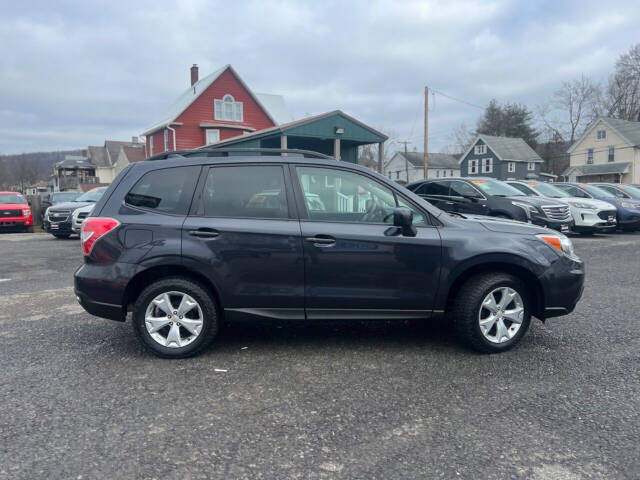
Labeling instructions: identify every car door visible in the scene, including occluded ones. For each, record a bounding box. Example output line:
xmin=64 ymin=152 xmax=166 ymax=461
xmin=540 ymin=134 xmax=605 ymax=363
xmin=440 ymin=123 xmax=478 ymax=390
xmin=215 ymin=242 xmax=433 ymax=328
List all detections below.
xmin=448 ymin=180 xmax=488 ymax=215
xmin=292 ymin=164 xmax=442 ymax=318
xmin=182 ymin=163 xmax=305 ymax=319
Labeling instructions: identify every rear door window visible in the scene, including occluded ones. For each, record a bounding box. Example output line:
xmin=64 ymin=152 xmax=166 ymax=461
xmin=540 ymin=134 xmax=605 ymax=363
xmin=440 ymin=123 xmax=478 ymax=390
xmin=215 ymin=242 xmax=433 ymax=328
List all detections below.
xmin=201 ymin=165 xmax=289 ymax=219
xmin=421 ymin=181 xmax=450 ymax=196
xmin=125 ymin=166 xmax=200 ymax=215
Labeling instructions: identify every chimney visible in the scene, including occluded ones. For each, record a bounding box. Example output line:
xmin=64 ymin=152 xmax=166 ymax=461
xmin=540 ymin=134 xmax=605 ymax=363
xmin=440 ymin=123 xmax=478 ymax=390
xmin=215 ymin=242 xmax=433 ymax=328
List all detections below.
xmin=190 ymin=64 xmax=199 ymax=86
xmin=131 ymin=136 xmax=138 ymax=144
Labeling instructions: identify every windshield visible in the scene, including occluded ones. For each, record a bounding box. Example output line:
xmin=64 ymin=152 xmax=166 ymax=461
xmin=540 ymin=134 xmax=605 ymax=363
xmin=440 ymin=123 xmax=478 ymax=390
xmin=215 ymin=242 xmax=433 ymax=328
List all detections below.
xmin=470 ymin=179 xmax=525 ymax=196
xmin=0 ymin=193 xmax=27 ymax=204
xmin=581 ymin=184 xmax=616 ymax=198
xmin=52 ymin=192 xmax=80 ymax=203
xmin=617 ymin=185 xmax=640 ymax=199
xmin=528 ymin=182 xmax=571 ymax=198
xmin=75 ymin=187 xmax=107 ymax=203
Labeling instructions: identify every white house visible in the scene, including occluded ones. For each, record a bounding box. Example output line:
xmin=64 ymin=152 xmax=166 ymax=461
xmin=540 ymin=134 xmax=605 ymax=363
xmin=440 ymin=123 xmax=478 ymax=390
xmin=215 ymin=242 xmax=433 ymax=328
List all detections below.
xmin=384 ymin=152 xmax=460 ymax=183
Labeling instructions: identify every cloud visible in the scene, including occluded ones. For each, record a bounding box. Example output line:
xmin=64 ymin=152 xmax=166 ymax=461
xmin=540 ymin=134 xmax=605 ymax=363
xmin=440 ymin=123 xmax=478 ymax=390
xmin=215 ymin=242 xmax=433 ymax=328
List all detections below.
xmin=0 ymin=0 xmax=639 ymax=154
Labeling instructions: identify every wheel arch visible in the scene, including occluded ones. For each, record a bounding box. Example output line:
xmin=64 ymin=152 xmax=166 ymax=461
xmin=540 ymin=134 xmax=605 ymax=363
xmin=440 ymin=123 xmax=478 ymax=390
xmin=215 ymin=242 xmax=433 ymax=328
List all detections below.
xmin=441 ymin=255 xmax=545 ymax=320
xmin=122 ymin=264 xmax=223 ymax=316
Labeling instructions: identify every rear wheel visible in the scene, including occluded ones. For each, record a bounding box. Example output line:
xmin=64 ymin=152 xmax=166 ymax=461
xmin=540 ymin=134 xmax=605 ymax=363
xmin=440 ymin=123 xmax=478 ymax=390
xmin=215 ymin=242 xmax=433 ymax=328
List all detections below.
xmin=132 ymin=277 xmax=219 ymax=358
xmin=451 ymin=273 xmax=531 ymax=353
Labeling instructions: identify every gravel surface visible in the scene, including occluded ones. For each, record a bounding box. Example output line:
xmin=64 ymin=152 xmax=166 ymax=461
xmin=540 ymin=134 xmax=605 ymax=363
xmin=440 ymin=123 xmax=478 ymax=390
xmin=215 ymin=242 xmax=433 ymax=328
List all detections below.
xmin=1 ymin=231 xmax=639 ymax=479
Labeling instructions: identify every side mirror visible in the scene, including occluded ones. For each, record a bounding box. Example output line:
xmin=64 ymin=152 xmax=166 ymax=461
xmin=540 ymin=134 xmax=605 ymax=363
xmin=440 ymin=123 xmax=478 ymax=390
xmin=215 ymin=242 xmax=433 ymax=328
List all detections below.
xmin=393 ymin=207 xmax=417 ymax=237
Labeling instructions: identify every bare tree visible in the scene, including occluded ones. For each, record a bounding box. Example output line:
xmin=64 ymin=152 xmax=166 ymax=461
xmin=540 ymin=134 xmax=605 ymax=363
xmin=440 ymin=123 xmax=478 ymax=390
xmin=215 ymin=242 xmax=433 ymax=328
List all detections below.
xmin=357 ymin=128 xmax=400 ymax=172
xmin=601 ymin=44 xmax=640 ymax=121
xmin=443 ymin=122 xmax=474 ymax=154
xmin=538 ymin=75 xmax=600 ymax=144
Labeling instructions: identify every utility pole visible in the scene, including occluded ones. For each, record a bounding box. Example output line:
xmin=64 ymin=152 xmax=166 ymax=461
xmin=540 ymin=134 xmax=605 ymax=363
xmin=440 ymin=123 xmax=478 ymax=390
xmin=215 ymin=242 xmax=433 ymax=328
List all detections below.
xmin=423 ymin=86 xmax=429 ymax=179
xmin=399 ymin=140 xmax=410 ymax=183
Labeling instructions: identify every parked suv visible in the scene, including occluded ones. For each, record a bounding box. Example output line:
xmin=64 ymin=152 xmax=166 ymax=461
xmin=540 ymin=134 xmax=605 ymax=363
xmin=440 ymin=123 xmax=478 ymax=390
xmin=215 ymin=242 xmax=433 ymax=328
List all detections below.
xmin=0 ymin=191 xmax=33 ymax=232
xmin=554 ymin=183 xmax=640 ymax=231
xmin=505 ymin=180 xmax=617 ymax=234
xmin=44 ymin=187 xmax=107 ymax=238
xmin=75 ymin=150 xmax=584 ymax=358
xmin=407 ymin=178 xmax=573 ymax=232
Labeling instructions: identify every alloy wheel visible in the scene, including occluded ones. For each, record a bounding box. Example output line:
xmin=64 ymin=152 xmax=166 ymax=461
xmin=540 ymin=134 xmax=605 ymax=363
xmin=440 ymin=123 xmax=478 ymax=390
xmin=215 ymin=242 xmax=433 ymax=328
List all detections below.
xmin=478 ymin=287 xmax=524 ymax=344
xmin=144 ymin=291 xmax=204 ymax=348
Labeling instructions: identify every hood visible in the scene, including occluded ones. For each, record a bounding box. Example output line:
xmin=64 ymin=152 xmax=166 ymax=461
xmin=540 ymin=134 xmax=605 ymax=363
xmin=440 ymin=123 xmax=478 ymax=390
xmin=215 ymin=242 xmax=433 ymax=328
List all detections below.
xmin=49 ymin=201 xmax=94 ymax=211
xmin=504 ymin=195 xmax=565 ymax=208
xmin=73 ymin=203 xmax=95 ymax=214
xmin=457 ymin=213 xmax=555 ymax=235
xmin=0 ymin=203 xmax=29 ymax=210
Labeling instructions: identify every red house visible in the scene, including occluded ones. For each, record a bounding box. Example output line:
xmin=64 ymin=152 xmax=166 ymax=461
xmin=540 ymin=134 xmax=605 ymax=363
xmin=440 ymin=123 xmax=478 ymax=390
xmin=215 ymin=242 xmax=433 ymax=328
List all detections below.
xmin=142 ymin=64 xmax=292 ymax=156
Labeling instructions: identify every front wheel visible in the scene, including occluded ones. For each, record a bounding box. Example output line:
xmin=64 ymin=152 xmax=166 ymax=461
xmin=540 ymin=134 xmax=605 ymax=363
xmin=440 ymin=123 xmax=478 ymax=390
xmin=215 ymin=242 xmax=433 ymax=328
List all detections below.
xmin=450 ymin=273 xmax=532 ymax=353
xmin=132 ymin=277 xmax=219 ymax=358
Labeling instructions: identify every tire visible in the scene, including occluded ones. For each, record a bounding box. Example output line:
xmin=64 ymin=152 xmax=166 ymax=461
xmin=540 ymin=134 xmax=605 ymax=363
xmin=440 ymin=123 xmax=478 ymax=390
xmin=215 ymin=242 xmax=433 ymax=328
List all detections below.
xmin=53 ymin=233 xmax=70 ymax=239
xmin=450 ymin=273 xmax=532 ymax=353
xmin=132 ymin=277 xmax=219 ymax=358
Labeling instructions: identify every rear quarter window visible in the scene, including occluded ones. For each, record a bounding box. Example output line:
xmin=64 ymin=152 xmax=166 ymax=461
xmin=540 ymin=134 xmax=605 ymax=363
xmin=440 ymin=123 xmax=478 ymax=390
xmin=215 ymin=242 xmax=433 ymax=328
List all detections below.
xmin=125 ymin=166 xmax=200 ymax=215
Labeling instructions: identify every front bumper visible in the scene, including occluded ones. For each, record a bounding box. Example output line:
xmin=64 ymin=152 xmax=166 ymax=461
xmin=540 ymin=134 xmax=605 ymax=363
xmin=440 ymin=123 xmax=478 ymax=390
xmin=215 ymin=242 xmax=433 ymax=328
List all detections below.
xmin=0 ymin=215 xmax=32 ymax=228
xmin=570 ymin=208 xmax=617 ymax=232
xmin=540 ymin=255 xmax=585 ymax=319
xmin=44 ymin=218 xmax=74 ymax=234
xmin=617 ymin=210 xmax=640 ymax=229
xmin=531 ymin=214 xmax=573 ymax=233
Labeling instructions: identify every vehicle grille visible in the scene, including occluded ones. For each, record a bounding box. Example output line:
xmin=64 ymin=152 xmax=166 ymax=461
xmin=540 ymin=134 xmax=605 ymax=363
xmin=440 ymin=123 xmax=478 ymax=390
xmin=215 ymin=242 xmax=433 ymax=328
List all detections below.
xmin=598 ymin=210 xmax=616 ymax=220
xmin=0 ymin=209 xmax=21 ymax=217
xmin=541 ymin=205 xmax=572 ymax=221
xmin=49 ymin=209 xmax=71 ymax=222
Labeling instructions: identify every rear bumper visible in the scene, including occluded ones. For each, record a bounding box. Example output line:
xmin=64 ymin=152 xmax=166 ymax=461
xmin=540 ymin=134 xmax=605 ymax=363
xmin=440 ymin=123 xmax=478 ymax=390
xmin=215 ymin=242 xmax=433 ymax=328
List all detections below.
xmin=539 ymin=255 xmax=585 ymax=319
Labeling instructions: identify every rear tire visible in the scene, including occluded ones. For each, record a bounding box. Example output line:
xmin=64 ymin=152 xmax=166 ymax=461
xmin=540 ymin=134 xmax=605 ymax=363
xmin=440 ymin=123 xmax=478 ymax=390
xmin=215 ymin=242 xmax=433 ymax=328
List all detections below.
xmin=450 ymin=273 xmax=532 ymax=353
xmin=132 ymin=277 xmax=219 ymax=358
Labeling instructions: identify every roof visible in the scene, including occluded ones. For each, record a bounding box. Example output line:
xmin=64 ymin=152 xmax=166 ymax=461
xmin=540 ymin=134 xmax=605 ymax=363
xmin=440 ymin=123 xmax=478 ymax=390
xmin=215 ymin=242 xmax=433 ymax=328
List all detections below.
xmin=120 ymin=145 xmax=146 ymax=163
xmin=142 ymin=65 xmax=290 ymax=135
xmin=202 ymin=110 xmax=388 ymax=147
xmin=87 ymin=146 xmax=108 ymax=167
xmin=56 ymin=157 xmax=94 ymax=169
xmin=390 ymin=152 xmax=459 ymax=169
xmin=562 ymin=161 xmax=631 ymax=177
xmin=105 ymin=141 xmax=137 ymax=164
xmin=255 ymin=93 xmax=293 ymax=124
xmin=568 ymin=117 xmax=640 ymax=153
xmin=460 ymin=135 xmax=543 ymax=164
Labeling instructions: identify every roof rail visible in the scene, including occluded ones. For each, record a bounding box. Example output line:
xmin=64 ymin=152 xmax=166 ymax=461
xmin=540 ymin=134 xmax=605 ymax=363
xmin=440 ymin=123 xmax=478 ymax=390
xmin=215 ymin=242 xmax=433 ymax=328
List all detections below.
xmin=144 ymin=147 xmax=333 ymax=161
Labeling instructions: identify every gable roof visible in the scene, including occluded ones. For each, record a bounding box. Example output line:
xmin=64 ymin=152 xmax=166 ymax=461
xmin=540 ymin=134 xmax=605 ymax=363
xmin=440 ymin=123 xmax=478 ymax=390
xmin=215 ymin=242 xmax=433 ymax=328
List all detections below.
xmin=459 ymin=135 xmax=543 ymax=164
xmin=562 ymin=161 xmax=631 ymax=177
xmin=142 ymin=65 xmax=290 ymax=136
xmin=202 ymin=110 xmax=388 ymax=147
xmin=567 ymin=117 xmax=640 ymax=153
xmin=120 ymin=145 xmax=146 ymax=164
xmin=87 ymin=146 xmax=108 ymax=167
xmin=389 ymin=152 xmax=459 ymax=169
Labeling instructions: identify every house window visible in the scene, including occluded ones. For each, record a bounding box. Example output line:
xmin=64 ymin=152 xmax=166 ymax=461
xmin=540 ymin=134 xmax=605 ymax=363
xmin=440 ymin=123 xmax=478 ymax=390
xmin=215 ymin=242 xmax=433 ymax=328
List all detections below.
xmin=528 ymin=162 xmax=536 ymax=171
xmin=474 ymin=144 xmax=487 ymax=155
xmin=481 ymin=157 xmax=493 ymax=173
xmin=164 ymin=129 xmax=169 ymax=151
xmin=596 ymin=129 xmax=606 ymax=141
xmin=436 ymin=170 xmax=440 ymax=178
xmin=442 ymin=170 xmax=447 ymax=177
xmin=149 ymin=136 xmax=154 ymax=156
xmin=205 ymin=129 xmax=220 ymax=145
xmin=508 ymin=162 xmax=516 ymax=173
xmin=450 ymin=170 xmax=454 ymax=176
xmin=214 ymin=94 xmax=243 ymax=122
xmin=468 ymin=159 xmax=479 ymax=174
xmin=586 ymin=149 xmax=594 ymax=164
xmin=608 ymin=146 xmax=615 ymax=162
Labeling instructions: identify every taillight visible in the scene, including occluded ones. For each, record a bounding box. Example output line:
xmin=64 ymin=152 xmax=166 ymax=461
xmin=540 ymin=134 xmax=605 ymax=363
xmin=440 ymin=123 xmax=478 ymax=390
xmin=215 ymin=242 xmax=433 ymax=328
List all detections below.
xmin=81 ymin=217 xmax=120 ymax=255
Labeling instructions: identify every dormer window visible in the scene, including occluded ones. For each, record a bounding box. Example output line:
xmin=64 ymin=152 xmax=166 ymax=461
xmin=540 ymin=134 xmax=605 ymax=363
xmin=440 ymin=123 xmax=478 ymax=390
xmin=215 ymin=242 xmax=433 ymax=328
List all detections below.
xmin=474 ymin=144 xmax=487 ymax=155
xmin=214 ymin=94 xmax=243 ymax=122
xmin=596 ymin=129 xmax=606 ymax=140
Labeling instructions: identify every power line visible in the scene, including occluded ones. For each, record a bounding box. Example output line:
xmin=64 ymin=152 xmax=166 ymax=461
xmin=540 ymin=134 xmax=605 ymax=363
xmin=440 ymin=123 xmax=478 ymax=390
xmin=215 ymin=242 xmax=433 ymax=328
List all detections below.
xmin=429 ymin=88 xmax=486 ymax=110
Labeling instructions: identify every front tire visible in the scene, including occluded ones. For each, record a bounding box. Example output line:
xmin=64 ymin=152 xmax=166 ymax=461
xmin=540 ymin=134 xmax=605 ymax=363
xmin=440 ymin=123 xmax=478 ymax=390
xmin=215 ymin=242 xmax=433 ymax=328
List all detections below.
xmin=132 ymin=277 xmax=219 ymax=358
xmin=451 ymin=273 xmax=531 ymax=353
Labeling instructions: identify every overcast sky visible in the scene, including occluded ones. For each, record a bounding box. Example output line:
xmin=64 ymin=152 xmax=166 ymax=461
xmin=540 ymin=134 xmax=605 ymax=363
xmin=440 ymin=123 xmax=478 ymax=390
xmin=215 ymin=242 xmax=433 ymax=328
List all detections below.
xmin=1 ymin=0 xmax=639 ymax=155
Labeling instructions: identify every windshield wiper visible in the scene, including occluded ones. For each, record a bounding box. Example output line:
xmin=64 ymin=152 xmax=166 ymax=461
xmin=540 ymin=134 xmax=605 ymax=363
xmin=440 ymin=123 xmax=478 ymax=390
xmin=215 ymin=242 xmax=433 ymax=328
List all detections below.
xmin=447 ymin=211 xmax=467 ymax=218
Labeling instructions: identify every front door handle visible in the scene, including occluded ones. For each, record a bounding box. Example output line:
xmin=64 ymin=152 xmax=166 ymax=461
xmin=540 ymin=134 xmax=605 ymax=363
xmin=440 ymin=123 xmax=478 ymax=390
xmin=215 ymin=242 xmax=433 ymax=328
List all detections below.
xmin=305 ymin=235 xmax=336 ymax=246
xmin=188 ymin=228 xmax=220 ymax=238
xmin=445 ymin=201 xmax=455 ymax=205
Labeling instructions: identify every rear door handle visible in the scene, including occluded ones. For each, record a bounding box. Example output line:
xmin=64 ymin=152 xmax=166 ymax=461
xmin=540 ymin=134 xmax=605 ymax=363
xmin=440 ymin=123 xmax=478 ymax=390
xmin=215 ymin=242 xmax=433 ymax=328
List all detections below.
xmin=188 ymin=228 xmax=220 ymax=238
xmin=305 ymin=235 xmax=336 ymax=246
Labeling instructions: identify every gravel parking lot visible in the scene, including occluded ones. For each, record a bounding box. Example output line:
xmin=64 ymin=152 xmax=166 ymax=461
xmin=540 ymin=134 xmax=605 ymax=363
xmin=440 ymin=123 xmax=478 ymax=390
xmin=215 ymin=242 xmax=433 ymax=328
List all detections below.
xmin=1 ymin=231 xmax=639 ymax=479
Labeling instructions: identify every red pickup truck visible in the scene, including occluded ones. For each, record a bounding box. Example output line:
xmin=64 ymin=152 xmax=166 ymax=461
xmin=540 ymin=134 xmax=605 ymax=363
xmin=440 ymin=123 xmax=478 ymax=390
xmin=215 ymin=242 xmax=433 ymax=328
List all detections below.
xmin=0 ymin=191 xmax=33 ymax=232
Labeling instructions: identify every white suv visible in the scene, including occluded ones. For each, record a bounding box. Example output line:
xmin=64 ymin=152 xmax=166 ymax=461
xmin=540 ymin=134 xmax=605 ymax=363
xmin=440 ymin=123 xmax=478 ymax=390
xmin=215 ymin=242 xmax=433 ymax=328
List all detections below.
xmin=71 ymin=204 xmax=95 ymax=234
xmin=506 ymin=181 xmax=617 ymax=234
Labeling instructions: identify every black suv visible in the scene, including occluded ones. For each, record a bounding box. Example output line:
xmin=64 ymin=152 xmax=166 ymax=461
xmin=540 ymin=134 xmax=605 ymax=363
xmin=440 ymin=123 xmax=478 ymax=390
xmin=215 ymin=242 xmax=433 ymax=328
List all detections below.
xmin=74 ymin=149 xmax=584 ymax=358
xmin=408 ymin=178 xmax=573 ymax=232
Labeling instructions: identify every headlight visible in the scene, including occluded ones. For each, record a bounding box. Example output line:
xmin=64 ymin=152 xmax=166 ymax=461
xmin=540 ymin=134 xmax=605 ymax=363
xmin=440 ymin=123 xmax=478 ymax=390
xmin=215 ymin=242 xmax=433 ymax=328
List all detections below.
xmin=511 ymin=201 xmax=537 ymax=218
xmin=568 ymin=201 xmax=595 ymax=209
xmin=23 ymin=209 xmax=31 ymax=217
xmin=536 ymin=233 xmax=578 ymax=260
xmin=44 ymin=207 xmax=50 ymax=219
xmin=617 ymin=201 xmax=639 ymax=210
